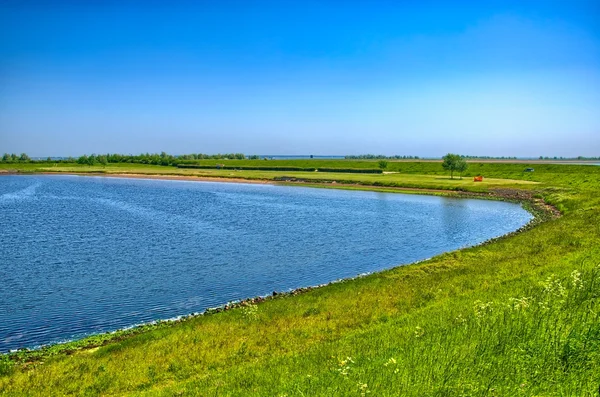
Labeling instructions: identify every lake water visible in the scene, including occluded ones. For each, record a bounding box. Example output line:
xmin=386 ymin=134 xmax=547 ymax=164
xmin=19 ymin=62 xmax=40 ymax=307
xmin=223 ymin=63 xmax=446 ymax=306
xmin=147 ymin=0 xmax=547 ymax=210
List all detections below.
xmin=0 ymin=175 xmax=532 ymax=352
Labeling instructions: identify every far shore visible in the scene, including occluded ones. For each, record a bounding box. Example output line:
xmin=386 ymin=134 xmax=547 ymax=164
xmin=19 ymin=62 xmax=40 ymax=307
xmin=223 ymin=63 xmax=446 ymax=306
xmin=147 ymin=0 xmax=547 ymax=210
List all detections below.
xmin=2 ymin=171 xmax=557 ymax=213
xmin=3 ymin=170 xmax=464 ymax=194
xmin=5 ymin=171 xmax=274 ymax=185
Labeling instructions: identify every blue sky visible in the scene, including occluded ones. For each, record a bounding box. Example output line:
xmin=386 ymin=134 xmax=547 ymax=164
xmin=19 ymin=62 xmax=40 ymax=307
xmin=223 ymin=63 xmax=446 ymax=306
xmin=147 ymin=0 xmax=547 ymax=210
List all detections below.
xmin=1 ymin=1 xmax=599 ymax=157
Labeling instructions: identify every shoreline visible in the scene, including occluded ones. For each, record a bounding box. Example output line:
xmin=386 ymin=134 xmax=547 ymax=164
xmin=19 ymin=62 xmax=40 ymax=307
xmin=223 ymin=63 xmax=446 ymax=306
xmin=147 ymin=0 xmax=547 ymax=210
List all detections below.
xmin=39 ymin=172 xmax=275 ymax=185
xmin=2 ymin=170 xmax=527 ymax=197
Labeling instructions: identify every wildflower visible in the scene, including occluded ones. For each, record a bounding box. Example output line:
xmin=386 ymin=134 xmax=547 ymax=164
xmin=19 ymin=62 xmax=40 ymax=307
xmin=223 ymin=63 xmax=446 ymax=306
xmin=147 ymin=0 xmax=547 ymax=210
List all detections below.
xmin=455 ymin=314 xmax=467 ymax=325
xmin=357 ymin=382 xmax=370 ymax=396
xmin=383 ymin=357 xmax=401 ymax=374
xmin=509 ymin=297 xmax=533 ymax=311
xmin=414 ymin=326 xmax=425 ymax=338
xmin=571 ymin=270 xmax=583 ymax=290
xmin=339 ymin=357 xmax=354 ymax=366
xmin=337 ymin=357 xmax=354 ymax=377
xmin=383 ymin=357 xmax=396 ymax=367
xmin=473 ymin=300 xmax=494 ymax=318
xmin=241 ymin=304 xmax=259 ymax=320
xmin=541 ymin=275 xmax=566 ymax=298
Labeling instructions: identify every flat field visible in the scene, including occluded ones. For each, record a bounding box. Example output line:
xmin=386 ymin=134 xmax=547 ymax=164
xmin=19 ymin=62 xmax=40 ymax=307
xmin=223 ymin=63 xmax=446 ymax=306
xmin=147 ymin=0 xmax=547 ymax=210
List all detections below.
xmin=0 ymin=160 xmax=599 ymax=396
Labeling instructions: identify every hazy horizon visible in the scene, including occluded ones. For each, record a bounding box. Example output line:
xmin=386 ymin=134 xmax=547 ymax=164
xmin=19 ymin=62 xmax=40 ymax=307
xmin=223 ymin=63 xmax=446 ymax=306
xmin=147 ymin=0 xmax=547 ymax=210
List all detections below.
xmin=1 ymin=1 xmax=599 ymax=157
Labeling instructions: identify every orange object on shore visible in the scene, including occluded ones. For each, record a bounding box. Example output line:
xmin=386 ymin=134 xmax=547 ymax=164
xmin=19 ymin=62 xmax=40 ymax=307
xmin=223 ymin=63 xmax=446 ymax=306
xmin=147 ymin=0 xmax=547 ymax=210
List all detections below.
xmin=473 ymin=176 xmax=483 ymax=182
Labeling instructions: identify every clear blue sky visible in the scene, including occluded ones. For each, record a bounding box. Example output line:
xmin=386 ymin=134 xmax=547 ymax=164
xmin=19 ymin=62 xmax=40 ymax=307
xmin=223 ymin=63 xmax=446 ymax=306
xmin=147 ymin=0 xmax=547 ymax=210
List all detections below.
xmin=1 ymin=1 xmax=599 ymax=157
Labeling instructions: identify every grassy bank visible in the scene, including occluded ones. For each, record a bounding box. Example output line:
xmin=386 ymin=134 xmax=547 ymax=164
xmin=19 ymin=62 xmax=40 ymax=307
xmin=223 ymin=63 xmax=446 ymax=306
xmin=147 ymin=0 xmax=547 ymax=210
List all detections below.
xmin=0 ymin=161 xmax=599 ymax=396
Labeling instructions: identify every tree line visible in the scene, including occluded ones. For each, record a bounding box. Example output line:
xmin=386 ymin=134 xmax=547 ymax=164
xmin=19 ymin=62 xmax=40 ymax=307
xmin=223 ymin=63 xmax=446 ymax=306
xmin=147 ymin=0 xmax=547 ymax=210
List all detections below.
xmin=459 ymin=155 xmax=518 ymax=159
xmin=0 ymin=152 xmax=249 ymax=166
xmin=539 ymin=156 xmax=600 ymax=160
xmin=345 ymin=154 xmax=421 ymax=159
xmin=1 ymin=153 xmax=31 ymax=162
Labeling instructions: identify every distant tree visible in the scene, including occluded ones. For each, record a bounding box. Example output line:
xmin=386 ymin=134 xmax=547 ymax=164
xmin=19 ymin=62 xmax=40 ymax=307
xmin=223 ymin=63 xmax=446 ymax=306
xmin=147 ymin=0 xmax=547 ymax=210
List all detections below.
xmin=249 ymin=155 xmax=260 ymax=160
xmin=97 ymin=155 xmax=108 ymax=167
xmin=10 ymin=154 xmax=18 ymax=162
xmin=2 ymin=153 xmax=10 ymax=162
xmin=442 ymin=153 xmax=468 ymax=179
xmin=456 ymin=158 xmax=469 ymax=179
xmin=19 ymin=153 xmax=30 ymax=162
xmin=77 ymin=155 xmax=89 ymax=165
xmin=378 ymin=160 xmax=388 ymax=170
xmin=87 ymin=154 xmax=97 ymax=166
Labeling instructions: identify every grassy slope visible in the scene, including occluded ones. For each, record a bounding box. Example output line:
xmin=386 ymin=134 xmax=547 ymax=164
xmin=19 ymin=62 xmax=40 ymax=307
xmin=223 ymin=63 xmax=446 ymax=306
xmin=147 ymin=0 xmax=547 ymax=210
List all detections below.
xmin=0 ymin=162 xmax=599 ymax=396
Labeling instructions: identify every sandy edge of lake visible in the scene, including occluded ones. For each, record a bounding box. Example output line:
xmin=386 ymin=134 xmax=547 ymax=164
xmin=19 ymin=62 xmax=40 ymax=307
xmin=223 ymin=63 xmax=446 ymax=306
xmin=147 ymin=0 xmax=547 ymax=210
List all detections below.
xmin=9 ymin=171 xmax=468 ymax=194
xmin=36 ymin=172 xmax=275 ymax=185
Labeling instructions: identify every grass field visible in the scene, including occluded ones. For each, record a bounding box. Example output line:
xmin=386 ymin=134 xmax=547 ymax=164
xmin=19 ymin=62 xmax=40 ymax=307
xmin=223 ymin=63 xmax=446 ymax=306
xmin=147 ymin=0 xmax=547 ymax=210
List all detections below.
xmin=2 ymin=160 xmax=543 ymax=192
xmin=0 ymin=161 xmax=599 ymax=396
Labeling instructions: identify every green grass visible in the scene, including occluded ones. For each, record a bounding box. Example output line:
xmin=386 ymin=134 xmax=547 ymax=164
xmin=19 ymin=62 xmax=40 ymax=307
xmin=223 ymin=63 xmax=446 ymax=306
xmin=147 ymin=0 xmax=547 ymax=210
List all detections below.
xmin=1 ymin=161 xmax=599 ymax=396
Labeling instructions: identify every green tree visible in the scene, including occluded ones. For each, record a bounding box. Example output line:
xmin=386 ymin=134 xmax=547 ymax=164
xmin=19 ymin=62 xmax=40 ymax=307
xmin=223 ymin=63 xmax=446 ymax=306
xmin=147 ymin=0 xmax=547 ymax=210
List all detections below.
xmin=2 ymin=153 xmax=10 ymax=162
xmin=77 ymin=155 xmax=89 ymax=165
xmin=19 ymin=153 xmax=30 ymax=162
xmin=442 ymin=153 xmax=468 ymax=179
xmin=456 ymin=158 xmax=469 ymax=179
xmin=97 ymin=155 xmax=108 ymax=167
xmin=87 ymin=154 xmax=97 ymax=166
xmin=378 ymin=160 xmax=388 ymax=170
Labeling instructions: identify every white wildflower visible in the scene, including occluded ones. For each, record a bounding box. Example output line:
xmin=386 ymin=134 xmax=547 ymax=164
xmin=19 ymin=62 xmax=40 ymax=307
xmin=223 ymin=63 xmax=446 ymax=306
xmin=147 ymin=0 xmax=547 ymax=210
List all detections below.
xmin=241 ymin=304 xmax=259 ymax=320
xmin=541 ymin=275 xmax=566 ymax=298
xmin=571 ymin=270 xmax=583 ymax=290
xmin=473 ymin=300 xmax=494 ymax=318
xmin=414 ymin=326 xmax=425 ymax=338
xmin=509 ymin=297 xmax=533 ymax=311
xmin=383 ymin=357 xmax=397 ymax=367
xmin=357 ymin=382 xmax=370 ymax=396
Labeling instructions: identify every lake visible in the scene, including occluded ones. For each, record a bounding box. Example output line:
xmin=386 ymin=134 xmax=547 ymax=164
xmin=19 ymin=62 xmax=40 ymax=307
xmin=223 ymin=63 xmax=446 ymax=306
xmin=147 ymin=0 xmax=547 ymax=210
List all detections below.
xmin=0 ymin=175 xmax=532 ymax=352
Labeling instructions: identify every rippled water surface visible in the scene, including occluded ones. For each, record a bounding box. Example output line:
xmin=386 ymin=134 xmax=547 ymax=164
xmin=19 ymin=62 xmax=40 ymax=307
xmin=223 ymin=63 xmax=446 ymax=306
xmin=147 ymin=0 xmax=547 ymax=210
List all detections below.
xmin=0 ymin=175 xmax=532 ymax=352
